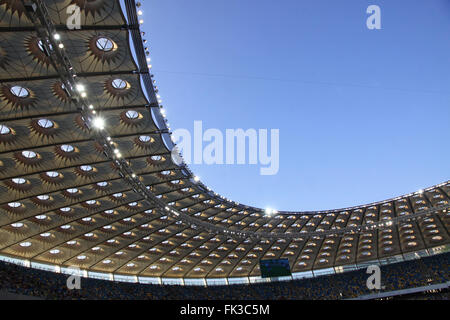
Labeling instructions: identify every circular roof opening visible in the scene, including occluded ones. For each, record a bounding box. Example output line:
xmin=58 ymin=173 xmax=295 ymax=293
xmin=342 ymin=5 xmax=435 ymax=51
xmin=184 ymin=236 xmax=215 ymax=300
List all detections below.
xmin=0 ymin=124 xmax=11 ymax=135
xmin=12 ymin=178 xmax=26 ymax=185
xmin=139 ymin=135 xmax=151 ymax=143
xmin=46 ymin=171 xmax=59 ymax=178
xmin=11 ymin=223 xmax=23 ymax=228
xmin=8 ymin=202 xmax=22 ymax=208
xmin=95 ymin=37 xmax=115 ymax=52
xmin=22 ymin=150 xmax=37 ymax=159
xmin=80 ymin=165 xmax=93 ymax=172
xmin=10 ymin=85 xmax=29 ymax=98
xmin=60 ymin=144 xmax=74 ymax=152
xmin=37 ymin=39 xmax=45 ymax=52
xmin=111 ymin=79 xmax=127 ymax=89
xmin=125 ymin=110 xmax=139 ymax=119
xmin=37 ymin=118 xmax=54 ymax=129
xmin=19 ymin=242 xmax=31 ymax=247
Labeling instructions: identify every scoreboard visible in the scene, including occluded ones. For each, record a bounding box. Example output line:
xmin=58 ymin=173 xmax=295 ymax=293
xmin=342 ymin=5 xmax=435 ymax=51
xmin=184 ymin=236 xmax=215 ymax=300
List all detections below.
xmin=259 ymin=259 xmax=291 ymax=278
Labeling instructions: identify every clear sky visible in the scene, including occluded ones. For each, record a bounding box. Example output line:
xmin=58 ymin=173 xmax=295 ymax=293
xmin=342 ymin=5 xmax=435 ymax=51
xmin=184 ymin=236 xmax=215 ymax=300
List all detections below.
xmin=140 ymin=0 xmax=450 ymax=211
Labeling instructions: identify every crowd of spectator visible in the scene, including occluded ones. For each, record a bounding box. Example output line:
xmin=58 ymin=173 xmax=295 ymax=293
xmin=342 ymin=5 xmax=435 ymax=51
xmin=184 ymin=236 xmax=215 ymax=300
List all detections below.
xmin=0 ymin=253 xmax=448 ymax=300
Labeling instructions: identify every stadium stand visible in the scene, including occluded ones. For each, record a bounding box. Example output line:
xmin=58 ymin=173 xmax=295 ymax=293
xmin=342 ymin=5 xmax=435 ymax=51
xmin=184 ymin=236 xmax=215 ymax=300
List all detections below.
xmin=0 ymin=252 xmax=448 ymax=300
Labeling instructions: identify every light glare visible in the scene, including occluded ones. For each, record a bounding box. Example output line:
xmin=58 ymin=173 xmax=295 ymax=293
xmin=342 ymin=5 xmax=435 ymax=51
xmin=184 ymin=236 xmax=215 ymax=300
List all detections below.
xmin=92 ymin=117 xmax=105 ymax=130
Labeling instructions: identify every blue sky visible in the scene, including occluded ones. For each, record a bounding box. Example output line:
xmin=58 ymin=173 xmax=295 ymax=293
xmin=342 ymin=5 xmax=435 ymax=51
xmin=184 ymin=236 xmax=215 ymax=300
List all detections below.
xmin=140 ymin=0 xmax=450 ymax=211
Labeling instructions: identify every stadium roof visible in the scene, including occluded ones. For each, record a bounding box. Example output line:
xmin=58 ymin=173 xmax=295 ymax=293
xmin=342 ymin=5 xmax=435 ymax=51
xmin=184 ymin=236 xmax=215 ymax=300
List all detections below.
xmin=0 ymin=0 xmax=448 ymax=280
